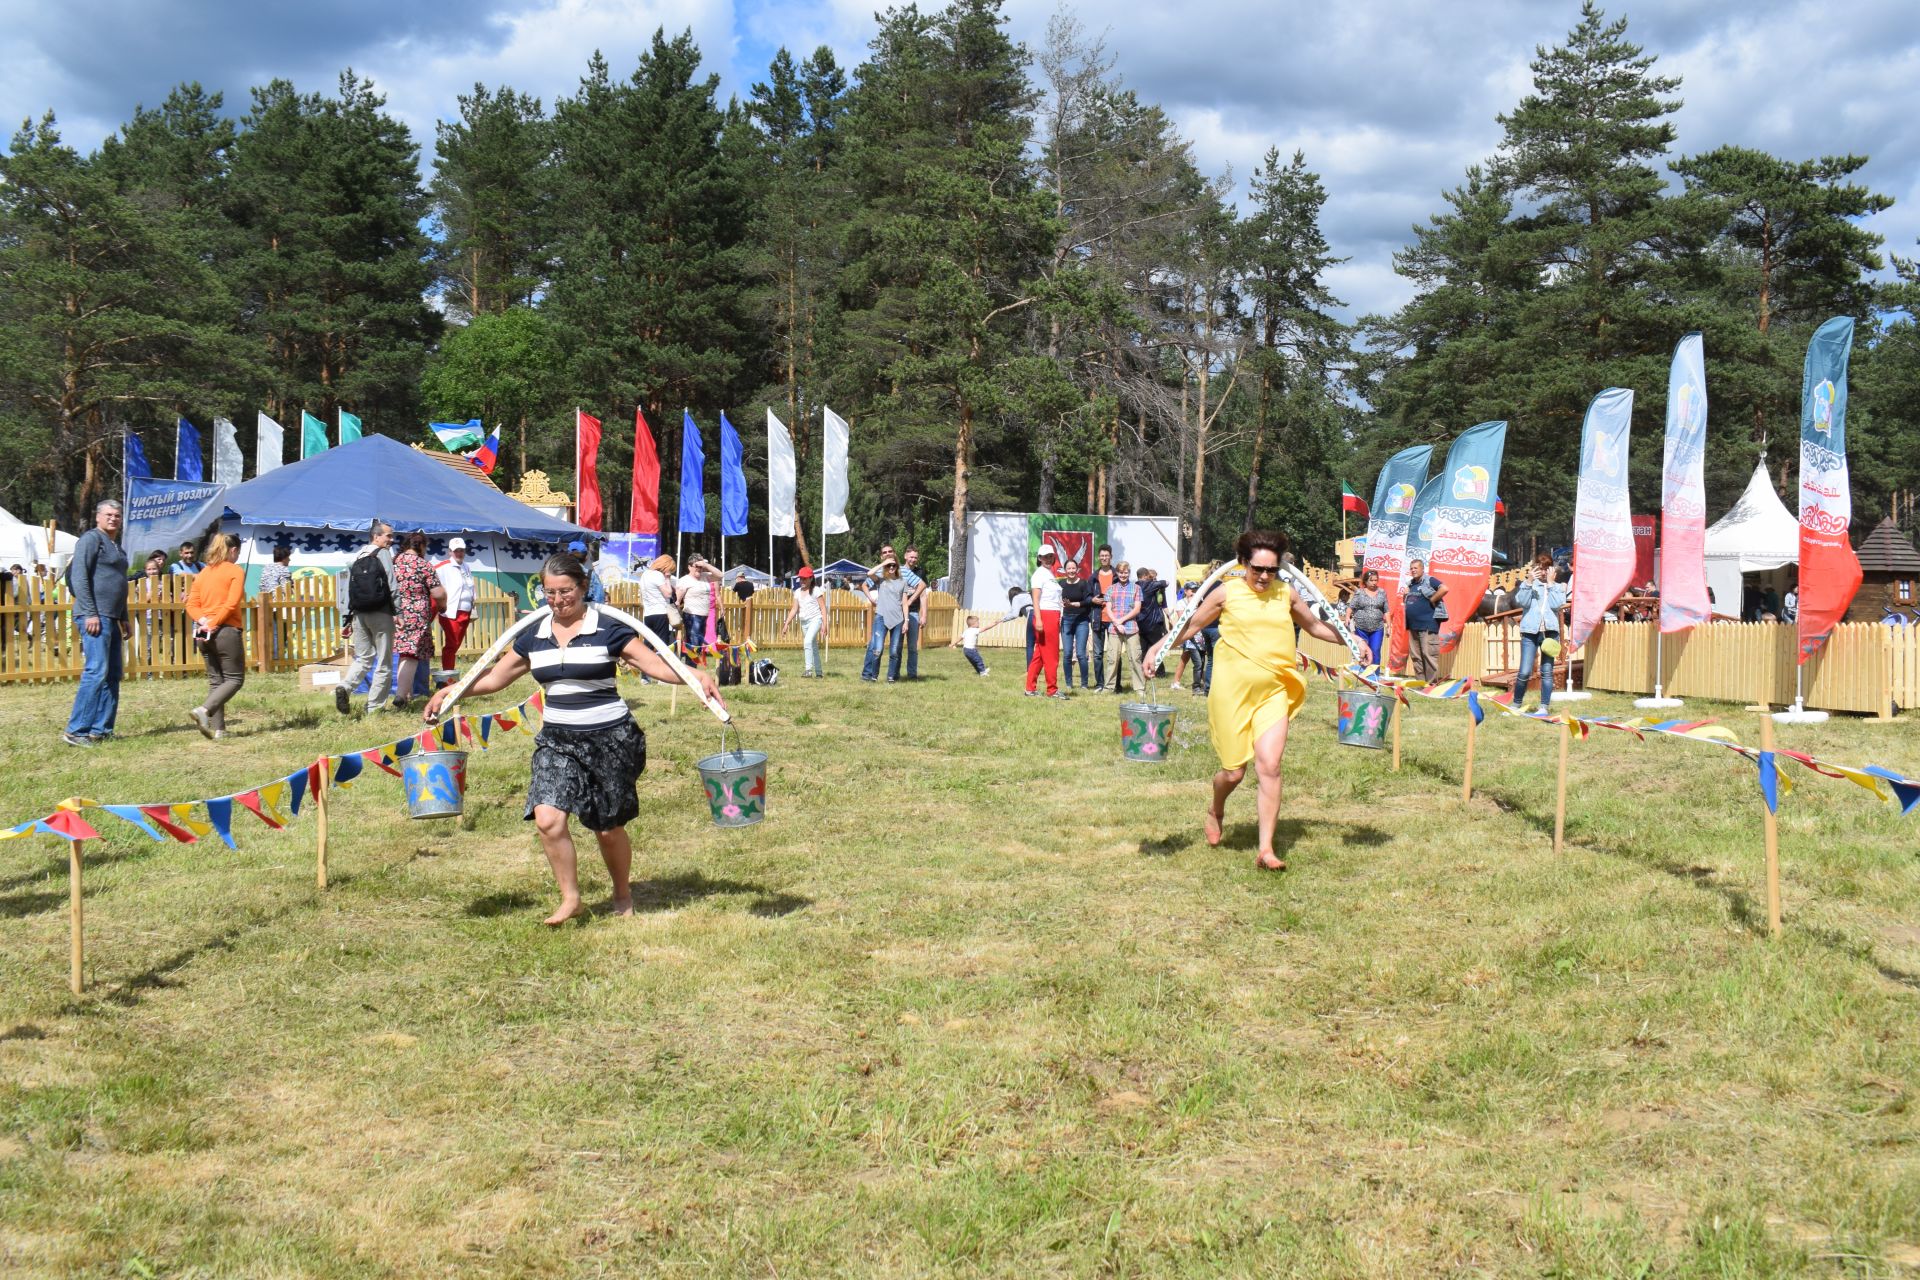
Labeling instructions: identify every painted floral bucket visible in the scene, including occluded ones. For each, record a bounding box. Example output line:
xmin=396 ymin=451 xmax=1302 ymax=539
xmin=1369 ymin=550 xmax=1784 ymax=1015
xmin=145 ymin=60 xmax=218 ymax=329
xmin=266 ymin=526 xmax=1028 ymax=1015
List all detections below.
xmin=402 ymin=749 xmax=468 ymax=819
xmin=1118 ymin=702 xmax=1176 ymax=763
xmin=696 ymin=749 xmax=768 ymax=827
xmin=1336 ymin=690 xmax=1393 ymax=750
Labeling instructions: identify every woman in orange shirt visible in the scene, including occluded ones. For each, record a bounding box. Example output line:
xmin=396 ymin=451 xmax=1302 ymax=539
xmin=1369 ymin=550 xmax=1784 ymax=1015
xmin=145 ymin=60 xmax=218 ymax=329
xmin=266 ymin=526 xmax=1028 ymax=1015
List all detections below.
xmin=185 ymin=533 xmax=248 ymax=739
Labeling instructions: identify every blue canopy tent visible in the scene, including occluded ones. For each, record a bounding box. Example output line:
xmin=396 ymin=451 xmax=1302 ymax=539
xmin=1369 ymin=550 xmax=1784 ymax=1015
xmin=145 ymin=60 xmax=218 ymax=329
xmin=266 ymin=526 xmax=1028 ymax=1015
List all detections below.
xmin=218 ymin=435 xmax=594 ymax=696
xmin=818 ymin=557 xmax=870 ymax=585
xmin=219 ymin=435 xmax=589 ymax=597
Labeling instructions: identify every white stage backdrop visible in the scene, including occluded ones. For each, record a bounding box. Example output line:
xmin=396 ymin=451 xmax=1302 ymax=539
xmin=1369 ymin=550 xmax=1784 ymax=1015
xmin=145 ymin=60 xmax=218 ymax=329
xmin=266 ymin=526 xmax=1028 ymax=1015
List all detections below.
xmin=948 ymin=512 xmax=1181 ymax=614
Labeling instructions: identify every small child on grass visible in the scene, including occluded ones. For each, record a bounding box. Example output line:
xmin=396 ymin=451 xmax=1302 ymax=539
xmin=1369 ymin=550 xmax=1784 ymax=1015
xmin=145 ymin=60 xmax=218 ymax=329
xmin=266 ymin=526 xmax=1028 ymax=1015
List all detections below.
xmin=951 ymin=614 xmax=989 ymax=676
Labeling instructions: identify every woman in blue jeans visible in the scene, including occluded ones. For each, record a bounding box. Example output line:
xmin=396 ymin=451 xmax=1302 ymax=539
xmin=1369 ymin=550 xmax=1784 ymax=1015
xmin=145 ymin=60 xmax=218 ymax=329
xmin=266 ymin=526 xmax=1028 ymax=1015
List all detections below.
xmin=1344 ymin=569 xmax=1388 ymax=666
xmin=1510 ymin=554 xmax=1569 ymax=710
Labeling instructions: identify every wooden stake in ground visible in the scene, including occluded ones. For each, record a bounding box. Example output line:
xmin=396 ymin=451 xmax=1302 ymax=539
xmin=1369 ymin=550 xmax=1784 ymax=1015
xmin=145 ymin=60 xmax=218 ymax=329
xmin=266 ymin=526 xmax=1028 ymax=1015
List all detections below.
xmin=315 ymin=757 xmax=330 ymax=890
xmin=1760 ymin=710 xmax=1782 ymax=937
xmin=69 ymin=837 xmax=84 ymax=995
xmin=1391 ymin=697 xmax=1402 ymax=772
xmin=1461 ymin=700 xmax=1477 ymax=803
xmin=1552 ymin=719 xmax=1571 ymax=855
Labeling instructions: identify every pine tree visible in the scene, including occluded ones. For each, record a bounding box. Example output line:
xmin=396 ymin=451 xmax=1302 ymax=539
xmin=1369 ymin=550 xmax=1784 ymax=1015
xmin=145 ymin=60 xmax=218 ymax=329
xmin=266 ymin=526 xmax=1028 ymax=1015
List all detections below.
xmin=1675 ymin=146 xmax=1892 ymax=487
xmin=546 ymin=32 xmax=751 ymax=538
xmin=0 ymin=116 xmax=232 ymax=525
xmin=745 ymin=45 xmax=849 ymax=564
xmin=226 ymin=73 xmax=437 ymax=429
xmin=429 ymin=84 xmax=552 ymax=320
xmin=1237 ymin=147 xmax=1346 ymax=530
xmin=833 ymin=0 xmax=1058 ymax=594
xmin=1485 ymin=1 xmax=1708 ymax=542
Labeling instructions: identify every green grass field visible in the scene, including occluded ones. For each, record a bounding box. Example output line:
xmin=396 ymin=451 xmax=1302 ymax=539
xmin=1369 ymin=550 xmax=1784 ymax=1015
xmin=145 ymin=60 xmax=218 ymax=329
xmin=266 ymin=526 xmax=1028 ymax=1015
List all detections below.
xmin=1 ymin=651 xmax=1918 ymax=1277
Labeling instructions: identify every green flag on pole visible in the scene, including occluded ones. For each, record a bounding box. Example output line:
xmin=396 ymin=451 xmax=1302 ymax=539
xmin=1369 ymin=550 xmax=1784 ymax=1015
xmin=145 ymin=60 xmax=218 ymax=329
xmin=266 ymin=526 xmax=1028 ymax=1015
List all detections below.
xmin=338 ymin=409 xmax=362 ymax=445
xmin=301 ymin=411 xmax=329 ymax=458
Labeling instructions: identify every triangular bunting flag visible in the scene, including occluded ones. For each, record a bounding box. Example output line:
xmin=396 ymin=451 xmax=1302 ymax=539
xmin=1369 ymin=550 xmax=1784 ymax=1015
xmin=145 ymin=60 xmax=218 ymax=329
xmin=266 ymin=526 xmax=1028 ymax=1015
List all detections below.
xmin=236 ymin=789 xmax=287 ymax=830
xmin=361 ymin=748 xmax=401 ymax=778
xmin=1757 ymin=751 xmax=1782 ymax=814
xmin=167 ymin=804 xmax=214 ymax=841
xmin=334 ymin=752 xmax=367 ymax=786
xmin=102 ymin=805 xmax=165 ymax=841
xmin=204 ymin=798 xmax=239 ymax=849
xmin=141 ymin=805 xmax=199 ymax=842
xmin=287 ymin=769 xmax=309 ymax=817
xmin=42 ymin=809 xmax=101 ymax=841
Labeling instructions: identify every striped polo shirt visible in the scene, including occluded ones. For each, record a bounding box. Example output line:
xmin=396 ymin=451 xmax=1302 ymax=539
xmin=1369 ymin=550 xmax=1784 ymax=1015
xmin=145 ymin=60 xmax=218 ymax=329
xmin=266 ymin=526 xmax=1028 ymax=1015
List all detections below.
xmin=511 ymin=606 xmax=639 ymax=729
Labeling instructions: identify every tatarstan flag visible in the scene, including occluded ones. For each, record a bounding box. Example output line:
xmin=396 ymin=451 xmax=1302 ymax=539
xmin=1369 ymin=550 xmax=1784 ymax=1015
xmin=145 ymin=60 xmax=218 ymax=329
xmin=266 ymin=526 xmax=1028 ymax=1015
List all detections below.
xmin=1341 ymin=482 xmax=1368 ymax=518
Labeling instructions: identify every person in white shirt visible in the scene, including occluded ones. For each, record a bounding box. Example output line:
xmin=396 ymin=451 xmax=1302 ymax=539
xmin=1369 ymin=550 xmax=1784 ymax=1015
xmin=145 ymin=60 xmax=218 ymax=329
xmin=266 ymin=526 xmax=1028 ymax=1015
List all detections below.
xmin=434 ymin=536 xmax=478 ymax=678
xmin=633 ymin=552 xmax=674 ymax=639
xmin=677 ymin=555 xmax=717 ymax=652
xmin=1024 ymin=547 xmax=1064 ymax=697
xmin=779 ymin=565 xmax=827 ymax=676
xmin=949 ymin=613 xmax=989 ymax=676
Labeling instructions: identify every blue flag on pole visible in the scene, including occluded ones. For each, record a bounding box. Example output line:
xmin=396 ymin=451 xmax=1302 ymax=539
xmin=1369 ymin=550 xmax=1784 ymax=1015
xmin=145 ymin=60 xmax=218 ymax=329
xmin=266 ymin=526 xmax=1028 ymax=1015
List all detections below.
xmin=678 ymin=411 xmax=706 ymax=534
xmin=719 ymin=411 xmax=748 ymax=537
xmin=124 ymin=431 xmax=152 ymax=481
xmin=176 ymin=418 xmax=204 ymax=481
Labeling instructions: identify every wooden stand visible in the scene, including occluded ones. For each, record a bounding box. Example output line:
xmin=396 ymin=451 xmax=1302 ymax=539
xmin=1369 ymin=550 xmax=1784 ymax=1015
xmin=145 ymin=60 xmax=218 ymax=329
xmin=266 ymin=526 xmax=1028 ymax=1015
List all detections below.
xmin=69 ymin=838 xmax=84 ymax=995
xmin=1461 ymin=703 xmax=1477 ymax=803
xmin=1759 ymin=711 xmax=1782 ymax=937
xmin=1391 ymin=701 xmax=1402 ymax=772
xmin=315 ymin=758 xmax=330 ymax=890
xmin=1552 ymin=721 xmax=1571 ymax=855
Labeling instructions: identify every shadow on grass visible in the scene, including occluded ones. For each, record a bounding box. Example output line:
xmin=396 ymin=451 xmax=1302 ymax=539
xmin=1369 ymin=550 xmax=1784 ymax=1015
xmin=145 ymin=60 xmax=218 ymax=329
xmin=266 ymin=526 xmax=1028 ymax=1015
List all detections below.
xmin=1138 ymin=817 xmax=1391 ymax=859
xmin=0 ymin=890 xmax=70 ymax=919
xmin=1402 ymin=753 xmax=1790 ymax=938
xmin=462 ymin=873 xmax=811 ymax=920
xmin=0 ymin=843 xmax=158 ymax=894
xmin=632 ymin=871 xmax=810 ymax=918
xmin=101 ymin=912 xmax=289 ymax=1008
xmin=466 ymin=890 xmax=538 ymax=918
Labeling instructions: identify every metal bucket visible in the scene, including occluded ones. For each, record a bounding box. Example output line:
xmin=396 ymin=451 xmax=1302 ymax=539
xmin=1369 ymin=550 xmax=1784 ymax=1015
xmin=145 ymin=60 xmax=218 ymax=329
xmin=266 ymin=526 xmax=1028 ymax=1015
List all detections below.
xmin=402 ymin=749 xmax=468 ymax=819
xmin=1118 ymin=702 xmax=1177 ymax=763
xmin=1336 ymin=690 xmax=1394 ymax=750
xmin=696 ymin=749 xmax=768 ymax=827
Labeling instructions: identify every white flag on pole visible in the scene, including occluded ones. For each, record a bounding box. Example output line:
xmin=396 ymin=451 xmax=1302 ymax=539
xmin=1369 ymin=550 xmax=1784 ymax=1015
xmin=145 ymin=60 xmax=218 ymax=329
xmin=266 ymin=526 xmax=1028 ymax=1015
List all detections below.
xmin=213 ymin=416 xmax=245 ymax=484
xmin=822 ymin=406 xmax=850 ymax=536
xmin=767 ymin=408 xmax=797 ymax=537
xmin=256 ymin=411 xmax=285 ymax=475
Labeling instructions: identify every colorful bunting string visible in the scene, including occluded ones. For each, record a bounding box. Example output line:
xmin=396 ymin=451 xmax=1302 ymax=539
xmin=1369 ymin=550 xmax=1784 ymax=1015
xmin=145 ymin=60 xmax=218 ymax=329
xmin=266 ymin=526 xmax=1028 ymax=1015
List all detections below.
xmin=1 ymin=694 xmax=540 ymax=851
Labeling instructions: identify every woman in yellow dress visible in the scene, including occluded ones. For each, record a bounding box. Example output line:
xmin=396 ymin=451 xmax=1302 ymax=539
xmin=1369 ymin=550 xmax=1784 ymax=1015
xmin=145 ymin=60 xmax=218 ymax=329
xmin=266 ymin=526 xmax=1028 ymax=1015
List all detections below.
xmin=1146 ymin=530 xmax=1345 ymax=871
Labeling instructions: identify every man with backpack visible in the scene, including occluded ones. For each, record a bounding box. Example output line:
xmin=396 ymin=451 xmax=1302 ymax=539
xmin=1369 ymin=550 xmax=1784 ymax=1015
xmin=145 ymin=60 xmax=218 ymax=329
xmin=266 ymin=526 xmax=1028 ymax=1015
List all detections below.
xmin=336 ymin=520 xmax=397 ymax=715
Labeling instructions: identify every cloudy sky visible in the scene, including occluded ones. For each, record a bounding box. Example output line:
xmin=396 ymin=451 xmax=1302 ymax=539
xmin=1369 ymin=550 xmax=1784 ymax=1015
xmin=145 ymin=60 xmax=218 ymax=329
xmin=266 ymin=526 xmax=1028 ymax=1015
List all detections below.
xmin=6 ymin=0 xmax=1917 ymax=319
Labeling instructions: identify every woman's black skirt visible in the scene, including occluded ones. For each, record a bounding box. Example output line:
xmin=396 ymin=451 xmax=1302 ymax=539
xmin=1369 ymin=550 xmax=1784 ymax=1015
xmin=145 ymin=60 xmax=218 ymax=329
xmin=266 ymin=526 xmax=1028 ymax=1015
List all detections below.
xmin=523 ymin=717 xmax=647 ymax=832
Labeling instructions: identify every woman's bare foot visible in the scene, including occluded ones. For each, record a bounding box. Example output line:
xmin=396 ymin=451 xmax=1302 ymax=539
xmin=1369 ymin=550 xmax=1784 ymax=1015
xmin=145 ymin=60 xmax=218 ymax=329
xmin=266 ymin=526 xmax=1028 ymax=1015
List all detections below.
xmin=543 ymin=896 xmax=584 ymax=926
xmin=1203 ymin=808 xmax=1225 ymax=847
xmin=609 ymin=897 xmax=633 ymax=917
xmin=1255 ymin=850 xmax=1287 ymax=872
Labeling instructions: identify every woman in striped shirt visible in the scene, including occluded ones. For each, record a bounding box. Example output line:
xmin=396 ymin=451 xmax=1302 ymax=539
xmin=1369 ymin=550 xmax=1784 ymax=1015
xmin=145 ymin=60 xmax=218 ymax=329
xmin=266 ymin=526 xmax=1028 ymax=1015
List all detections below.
xmin=424 ymin=554 xmax=723 ymax=925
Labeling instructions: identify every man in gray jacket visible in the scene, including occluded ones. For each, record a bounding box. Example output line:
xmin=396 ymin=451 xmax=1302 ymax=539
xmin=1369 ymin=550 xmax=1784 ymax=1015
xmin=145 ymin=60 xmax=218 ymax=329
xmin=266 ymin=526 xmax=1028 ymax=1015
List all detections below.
xmin=65 ymin=499 xmax=130 ymax=746
xmin=336 ymin=520 xmax=397 ymax=715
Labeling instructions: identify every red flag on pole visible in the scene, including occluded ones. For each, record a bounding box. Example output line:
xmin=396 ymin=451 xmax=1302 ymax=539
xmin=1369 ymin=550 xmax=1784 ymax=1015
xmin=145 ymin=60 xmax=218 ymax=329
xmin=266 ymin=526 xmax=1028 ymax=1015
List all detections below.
xmin=576 ymin=409 xmax=603 ymax=531
xmin=629 ymin=407 xmax=660 ymax=535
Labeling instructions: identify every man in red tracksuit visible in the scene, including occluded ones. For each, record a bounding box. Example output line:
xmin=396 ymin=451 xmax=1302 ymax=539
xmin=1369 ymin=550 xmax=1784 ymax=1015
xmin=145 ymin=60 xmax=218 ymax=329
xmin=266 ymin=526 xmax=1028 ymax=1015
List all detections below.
xmin=1024 ymin=547 xmax=1064 ymax=698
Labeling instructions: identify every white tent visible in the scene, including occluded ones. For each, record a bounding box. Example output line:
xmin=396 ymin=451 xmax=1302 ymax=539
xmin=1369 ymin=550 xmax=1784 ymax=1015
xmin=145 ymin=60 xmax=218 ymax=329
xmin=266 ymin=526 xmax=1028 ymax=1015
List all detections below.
xmin=0 ymin=504 xmax=78 ymax=570
xmin=1704 ymin=462 xmax=1799 ymax=616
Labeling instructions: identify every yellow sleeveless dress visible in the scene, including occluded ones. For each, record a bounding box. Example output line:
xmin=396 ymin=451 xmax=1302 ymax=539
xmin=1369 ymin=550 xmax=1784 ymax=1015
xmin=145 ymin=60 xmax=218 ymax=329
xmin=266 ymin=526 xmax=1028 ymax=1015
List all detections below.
xmin=1207 ymin=577 xmax=1308 ymax=769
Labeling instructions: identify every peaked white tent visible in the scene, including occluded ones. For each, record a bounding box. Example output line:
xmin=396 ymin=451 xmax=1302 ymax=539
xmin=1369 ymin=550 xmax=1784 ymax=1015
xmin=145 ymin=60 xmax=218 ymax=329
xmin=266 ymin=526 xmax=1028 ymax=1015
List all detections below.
xmin=0 ymin=504 xmax=78 ymax=570
xmin=1704 ymin=462 xmax=1799 ymax=617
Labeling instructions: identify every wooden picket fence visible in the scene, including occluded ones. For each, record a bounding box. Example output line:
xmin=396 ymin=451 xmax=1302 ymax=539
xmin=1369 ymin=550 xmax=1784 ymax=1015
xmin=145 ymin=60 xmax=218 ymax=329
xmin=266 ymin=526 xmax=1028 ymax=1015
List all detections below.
xmin=1294 ymin=618 xmax=1912 ymax=718
xmin=1582 ymin=621 xmax=1899 ymax=718
xmin=0 ymin=575 xmax=518 ymax=683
